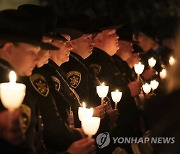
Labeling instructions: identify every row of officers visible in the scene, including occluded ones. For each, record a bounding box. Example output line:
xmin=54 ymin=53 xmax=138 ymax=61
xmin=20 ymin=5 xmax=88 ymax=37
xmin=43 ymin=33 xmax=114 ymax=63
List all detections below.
xmin=0 ymin=4 xmax=175 ymax=154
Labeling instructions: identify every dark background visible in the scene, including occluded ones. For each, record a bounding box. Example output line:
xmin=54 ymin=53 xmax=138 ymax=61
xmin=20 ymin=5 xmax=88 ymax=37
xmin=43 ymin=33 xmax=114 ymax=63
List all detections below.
xmin=0 ymin=0 xmax=180 ymax=38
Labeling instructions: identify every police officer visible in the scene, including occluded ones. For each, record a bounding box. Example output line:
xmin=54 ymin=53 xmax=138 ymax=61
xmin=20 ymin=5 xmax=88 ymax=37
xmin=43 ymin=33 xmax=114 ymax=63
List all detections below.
xmin=60 ymin=16 xmax=101 ymax=106
xmin=59 ymin=15 xmax=119 ymax=154
xmin=112 ymin=24 xmax=137 ymax=83
xmin=113 ymin=24 xmax=148 ymax=134
xmin=134 ymin=25 xmax=163 ymax=81
xmin=86 ymin=17 xmax=141 ymax=153
xmin=17 ymin=4 xmax=96 ymax=153
xmin=0 ymin=9 xmax=55 ymax=154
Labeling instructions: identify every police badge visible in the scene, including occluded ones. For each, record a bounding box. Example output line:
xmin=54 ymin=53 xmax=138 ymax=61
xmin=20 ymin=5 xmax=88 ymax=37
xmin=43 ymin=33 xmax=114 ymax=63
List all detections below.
xmin=66 ymin=71 xmax=81 ymax=88
xmin=30 ymin=74 xmax=49 ymax=97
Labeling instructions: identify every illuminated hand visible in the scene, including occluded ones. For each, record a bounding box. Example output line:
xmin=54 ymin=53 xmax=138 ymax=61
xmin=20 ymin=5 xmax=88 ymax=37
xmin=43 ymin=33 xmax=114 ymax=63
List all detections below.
xmin=0 ymin=109 xmax=25 ymax=145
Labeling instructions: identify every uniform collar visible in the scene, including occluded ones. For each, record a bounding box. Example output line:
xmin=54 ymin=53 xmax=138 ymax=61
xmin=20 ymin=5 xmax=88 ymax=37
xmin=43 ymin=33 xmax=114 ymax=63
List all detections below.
xmin=113 ymin=54 xmax=127 ymax=64
xmin=70 ymin=52 xmax=84 ymax=62
xmin=0 ymin=58 xmax=14 ymax=71
xmin=70 ymin=52 xmax=89 ymax=71
xmin=93 ymin=47 xmax=112 ymax=60
xmin=48 ymin=59 xmax=59 ymax=69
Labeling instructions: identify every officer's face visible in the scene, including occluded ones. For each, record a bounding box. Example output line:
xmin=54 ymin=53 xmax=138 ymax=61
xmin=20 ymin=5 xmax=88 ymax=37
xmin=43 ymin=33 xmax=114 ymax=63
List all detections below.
xmin=51 ymin=35 xmax=72 ymax=66
xmin=36 ymin=37 xmax=53 ymax=68
xmin=36 ymin=50 xmax=51 ymax=68
xmin=9 ymin=42 xmax=40 ymax=76
xmin=118 ymin=40 xmax=133 ymax=60
xmin=137 ymin=33 xmax=155 ymax=52
xmin=73 ymin=34 xmax=94 ymax=59
xmin=101 ymin=29 xmax=119 ymax=56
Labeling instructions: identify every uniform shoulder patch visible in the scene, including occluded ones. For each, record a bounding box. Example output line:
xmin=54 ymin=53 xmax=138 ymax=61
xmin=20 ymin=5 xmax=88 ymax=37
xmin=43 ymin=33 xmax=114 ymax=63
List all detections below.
xmin=30 ymin=74 xmax=49 ymax=97
xmin=66 ymin=71 xmax=81 ymax=89
xmin=90 ymin=64 xmax=101 ymax=76
xmin=19 ymin=104 xmax=31 ymax=133
xmin=51 ymin=76 xmax=61 ymax=91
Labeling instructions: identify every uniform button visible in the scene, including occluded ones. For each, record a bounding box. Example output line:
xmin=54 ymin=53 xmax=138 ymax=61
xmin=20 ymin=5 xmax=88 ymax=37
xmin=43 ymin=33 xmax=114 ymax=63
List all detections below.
xmin=39 ymin=115 xmax=42 ymax=119
xmin=41 ymin=123 xmax=44 ymax=127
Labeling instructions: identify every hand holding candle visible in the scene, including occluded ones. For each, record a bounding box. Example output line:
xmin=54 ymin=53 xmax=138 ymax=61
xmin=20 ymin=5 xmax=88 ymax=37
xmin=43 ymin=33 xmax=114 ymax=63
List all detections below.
xmin=111 ymin=90 xmax=122 ymax=109
xmin=0 ymin=71 xmax=26 ymax=112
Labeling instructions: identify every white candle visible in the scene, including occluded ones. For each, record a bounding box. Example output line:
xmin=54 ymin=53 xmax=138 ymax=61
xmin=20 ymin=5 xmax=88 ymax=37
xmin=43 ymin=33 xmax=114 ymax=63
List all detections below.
xmin=96 ymin=82 xmax=109 ymax=98
xmin=150 ymin=80 xmax=159 ymax=90
xmin=169 ymin=56 xmax=175 ymax=65
xmin=148 ymin=57 xmax=156 ymax=67
xmin=96 ymin=82 xmax=109 ymax=105
xmin=142 ymin=83 xmax=151 ymax=94
xmin=0 ymin=71 xmax=26 ymax=112
xmin=134 ymin=62 xmax=145 ymax=80
xmin=159 ymin=69 xmax=167 ymax=79
xmin=78 ymin=102 xmax=93 ymax=121
xmin=111 ymin=89 xmax=122 ymax=109
xmin=81 ymin=117 xmax=100 ymax=138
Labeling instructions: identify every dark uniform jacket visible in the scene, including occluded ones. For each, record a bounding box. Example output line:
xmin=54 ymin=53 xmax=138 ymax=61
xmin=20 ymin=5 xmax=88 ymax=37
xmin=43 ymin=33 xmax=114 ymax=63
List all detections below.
xmin=112 ymin=55 xmax=137 ymax=83
xmin=48 ymin=59 xmax=81 ymax=128
xmin=86 ymin=48 xmax=131 ymax=96
xmin=61 ymin=52 xmax=100 ymax=107
xmin=61 ymin=52 xmax=112 ymax=132
xmin=86 ymin=48 xmax=141 ymax=154
xmin=86 ymin=48 xmax=140 ymax=135
xmin=23 ymin=60 xmax=81 ymax=153
xmin=112 ymin=55 xmax=145 ymax=126
xmin=61 ymin=52 xmax=117 ymax=154
xmin=0 ymin=58 xmax=40 ymax=154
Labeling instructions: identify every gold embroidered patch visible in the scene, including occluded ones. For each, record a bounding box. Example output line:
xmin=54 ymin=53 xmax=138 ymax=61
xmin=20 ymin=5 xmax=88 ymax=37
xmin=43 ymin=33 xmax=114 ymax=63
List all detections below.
xmin=30 ymin=74 xmax=49 ymax=97
xmin=90 ymin=64 xmax=101 ymax=76
xmin=66 ymin=71 xmax=81 ymax=89
xmin=19 ymin=104 xmax=31 ymax=133
xmin=52 ymin=76 xmax=61 ymax=91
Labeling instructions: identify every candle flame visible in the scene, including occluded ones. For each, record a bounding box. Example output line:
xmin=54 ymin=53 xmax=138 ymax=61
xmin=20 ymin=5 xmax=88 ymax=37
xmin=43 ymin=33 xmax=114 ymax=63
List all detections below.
xmin=101 ymin=82 xmax=105 ymax=86
xmin=82 ymin=102 xmax=86 ymax=108
xmin=9 ymin=71 xmax=16 ymax=83
xmin=115 ymin=89 xmax=119 ymax=92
